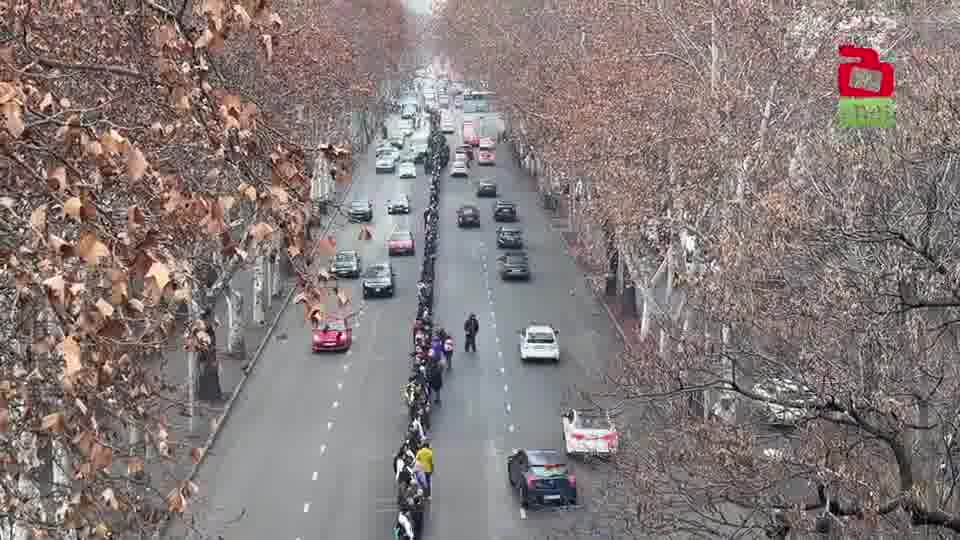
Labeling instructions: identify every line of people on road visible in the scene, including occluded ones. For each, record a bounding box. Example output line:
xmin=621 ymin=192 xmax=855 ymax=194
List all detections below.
xmin=393 ymin=111 xmax=446 ymax=540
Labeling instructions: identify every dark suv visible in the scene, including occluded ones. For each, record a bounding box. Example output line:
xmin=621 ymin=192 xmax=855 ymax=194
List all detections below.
xmin=476 ymin=180 xmax=498 ymax=197
xmin=361 ymin=263 xmax=395 ymax=298
xmin=493 ymin=200 xmax=518 ymax=222
xmin=457 ymin=205 xmax=480 ymax=227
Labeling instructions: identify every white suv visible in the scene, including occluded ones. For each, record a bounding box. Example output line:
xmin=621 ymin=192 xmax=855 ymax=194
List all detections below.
xmin=519 ymin=324 xmax=560 ymax=363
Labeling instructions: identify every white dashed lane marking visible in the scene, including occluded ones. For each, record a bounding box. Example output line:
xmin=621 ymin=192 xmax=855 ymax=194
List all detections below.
xmin=327 ymin=421 xmax=334 ymax=431
xmin=312 ymin=471 xmax=318 ymax=481
xmin=303 ymin=503 xmax=310 ymax=513
xmin=319 ymin=444 xmax=326 ymax=455
xmin=505 ymin=403 xmax=511 ymax=413
xmin=332 ymin=401 xmax=339 ymax=409
xmin=337 ymin=381 xmax=343 ymax=390
xmin=520 ymin=508 xmax=527 ymax=520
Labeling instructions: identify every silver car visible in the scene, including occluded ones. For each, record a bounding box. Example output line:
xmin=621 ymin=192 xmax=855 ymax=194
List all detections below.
xmin=451 ymin=160 xmax=469 ymax=178
xmin=398 ymin=161 xmax=417 ymax=179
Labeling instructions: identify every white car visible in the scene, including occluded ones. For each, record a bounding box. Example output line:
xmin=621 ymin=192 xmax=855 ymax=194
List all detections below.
xmin=752 ymin=378 xmax=814 ymax=426
xmin=450 ymin=160 xmax=469 ymax=177
xmin=441 ymin=119 xmax=455 ymax=133
xmin=375 ymin=149 xmax=398 ymax=173
xmin=519 ymin=324 xmax=559 ymax=362
xmin=397 ymin=161 xmax=417 ymax=179
xmin=561 ymin=409 xmax=618 ymax=455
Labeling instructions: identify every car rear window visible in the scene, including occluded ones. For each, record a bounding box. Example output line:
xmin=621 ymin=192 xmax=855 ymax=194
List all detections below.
xmin=335 ymin=253 xmax=354 ymax=261
xmin=390 ymin=233 xmax=410 ymax=241
xmin=317 ymin=320 xmax=346 ymax=331
xmin=531 ymin=465 xmax=567 ymax=478
xmin=575 ymin=415 xmax=610 ymax=429
xmin=351 ymin=203 xmax=368 ymax=209
xmin=527 ymin=332 xmax=554 ymax=343
xmin=506 ymin=256 xmax=528 ymax=265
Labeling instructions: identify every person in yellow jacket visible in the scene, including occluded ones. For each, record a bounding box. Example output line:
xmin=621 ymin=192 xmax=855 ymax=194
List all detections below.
xmin=415 ymin=442 xmax=434 ymax=497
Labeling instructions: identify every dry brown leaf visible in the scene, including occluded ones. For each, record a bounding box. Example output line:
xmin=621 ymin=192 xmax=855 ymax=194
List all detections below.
xmin=358 ymin=226 xmax=373 ymax=241
xmin=93 ymin=523 xmax=110 ymax=538
xmin=38 ymin=92 xmax=53 ymax=112
xmin=219 ymin=196 xmax=235 ymax=212
xmin=0 ymin=406 xmax=9 ymax=433
xmin=48 ymin=167 xmax=67 ymax=191
xmin=101 ymin=488 xmax=120 ymax=511
xmin=233 ymin=4 xmax=252 ymax=26
xmin=146 ymin=261 xmax=172 ymax=289
xmin=91 ymin=443 xmax=114 ymax=470
xmin=190 ymin=447 xmax=205 ymax=464
xmin=316 ymin=236 xmax=336 ymax=256
xmin=0 ymin=196 xmax=14 ymax=208
xmin=30 ymin=205 xmax=47 ymax=234
xmin=249 ymin=222 xmax=274 ymax=241
xmin=1 ymin=102 xmax=24 ymax=138
xmin=166 ymin=488 xmax=186 ymax=513
xmin=77 ymin=232 xmax=110 ymax=265
xmin=127 ymin=456 xmax=145 ymax=475
xmin=242 ymin=184 xmax=257 ymax=201
xmin=61 ymin=336 xmax=83 ymax=376
xmin=125 ymin=144 xmax=148 ymax=180
xmin=41 ymin=412 xmax=66 ymax=433
xmin=64 ymin=197 xmax=83 ymax=219
xmin=95 ymin=298 xmax=114 ymax=318
xmin=128 ymin=298 xmax=145 ymax=312
xmin=43 ymin=274 xmax=67 ymax=302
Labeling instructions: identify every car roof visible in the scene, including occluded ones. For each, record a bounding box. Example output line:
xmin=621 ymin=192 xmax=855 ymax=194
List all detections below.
xmin=336 ymin=250 xmax=358 ymax=256
xmin=368 ymin=262 xmax=391 ymax=271
xmin=479 ymin=179 xmax=496 ymax=185
xmin=525 ymin=449 xmax=566 ymax=465
xmin=391 ymin=229 xmax=412 ymax=236
xmin=459 ymin=204 xmax=478 ymax=211
xmin=495 ymin=200 xmax=515 ymax=206
xmin=499 ymin=226 xmax=521 ymax=232
xmin=525 ymin=325 xmax=554 ymax=334
xmin=350 ymin=200 xmax=369 ymax=206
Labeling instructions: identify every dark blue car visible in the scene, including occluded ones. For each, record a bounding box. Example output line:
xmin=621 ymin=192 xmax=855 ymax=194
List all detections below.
xmin=507 ymin=449 xmax=577 ymax=508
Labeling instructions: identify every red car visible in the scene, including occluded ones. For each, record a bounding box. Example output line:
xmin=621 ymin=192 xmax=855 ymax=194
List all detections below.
xmin=388 ymin=230 xmax=416 ymax=256
xmin=477 ymin=147 xmax=496 ymax=165
xmin=312 ymin=318 xmax=353 ymax=352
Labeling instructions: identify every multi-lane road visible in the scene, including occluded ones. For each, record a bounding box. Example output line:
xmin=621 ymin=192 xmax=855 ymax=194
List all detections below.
xmin=187 ymin=109 xmax=623 ymax=540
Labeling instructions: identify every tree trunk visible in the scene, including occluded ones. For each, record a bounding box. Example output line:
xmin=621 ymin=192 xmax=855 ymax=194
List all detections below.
xmin=271 ymin=250 xmax=282 ymax=298
xmin=226 ymin=284 xmax=246 ymax=358
xmin=186 ymin=301 xmax=199 ymax=432
xmin=252 ymin=256 xmax=266 ymax=326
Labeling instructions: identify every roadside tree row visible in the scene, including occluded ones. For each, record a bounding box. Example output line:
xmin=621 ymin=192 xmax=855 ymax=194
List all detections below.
xmin=437 ymin=1 xmax=960 ymax=538
xmin=0 ymin=0 xmax=409 ymax=537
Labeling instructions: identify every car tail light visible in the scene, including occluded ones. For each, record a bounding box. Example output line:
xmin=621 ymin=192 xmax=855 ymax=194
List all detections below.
xmin=571 ymin=433 xmax=585 ymax=440
xmin=568 ymin=474 xmax=576 ymax=488
xmin=526 ymin=474 xmax=536 ymax=489
xmin=336 ymin=332 xmax=344 ymax=343
xmin=601 ymin=432 xmax=618 ymax=442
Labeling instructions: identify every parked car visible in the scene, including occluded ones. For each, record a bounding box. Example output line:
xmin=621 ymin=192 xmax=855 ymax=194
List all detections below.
xmin=386 ymin=194 xmax=411 ymax=214
xmin=477 ymin=146 xmax=496 ymax=165
xmin=493 ymin=200 xmax=518 ymax=222
xmin=375 ymin=149 xmax=398 ymax=173
xmin=330 ymin=250 xmax=361 ymax=278
xmin=518 ymin=323 xmax=558 ymax=362
xmin=476 ymin=180 xmax=497 ymax=197
xmin=498 ymin=251 xmax=531 ymax=281
xmin=361 ymin=263 xmax=395 ymax=298
xmin=457 ymin=205 xmax=480 ymax=227
xmin=507 ymin=449 xmax=577 ymax=508
xmin=387 ymin=230 xmax=416 ymax=256
xmin=752 ymin=378 xmax=815 ymax=426
xmin=496 ymin=227 xmax=523 ymax=248
xmin=348 ymin=200 xmax=373 ymax=222
xmin=311 ymin=317 xmax=353 ymax=353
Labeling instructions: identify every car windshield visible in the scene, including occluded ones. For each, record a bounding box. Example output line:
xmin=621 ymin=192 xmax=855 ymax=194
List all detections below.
xmin=390 ymin=232 xmax=411 ymax=241
xmin=351 ymin=202 xmax=368 ymax=209
xmin=335 ymin=253 xmax=355 ymax=262
xmin=574 ymin=414 xmax=610 ymax=429
xmin=505 ymin=256 xmax=527 ymax=265
xmin=318 ymin=319 xmax=346 ymax=332
xmin=460 ymin=207 xmax=477 ymax=214
xmin=500 ymin=229 xmax=520 ymax=236
xmin=527 ymin=331 xmax=554 ymax=344
xmin=364 ymin=266 xmax=389 ymax=278
xmin=531 ymin=465 xmax=567 ymax=478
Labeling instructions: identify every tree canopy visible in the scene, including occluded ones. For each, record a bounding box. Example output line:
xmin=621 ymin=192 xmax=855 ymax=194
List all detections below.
xmin=437 ymin=1 xmax=960 ymax=537
xmin=0 ymin=0 xmax=408 ymax=536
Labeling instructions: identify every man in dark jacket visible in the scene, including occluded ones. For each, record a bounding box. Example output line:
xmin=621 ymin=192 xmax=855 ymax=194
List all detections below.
xmin=464 ymin=313 xmax=479 ymax=352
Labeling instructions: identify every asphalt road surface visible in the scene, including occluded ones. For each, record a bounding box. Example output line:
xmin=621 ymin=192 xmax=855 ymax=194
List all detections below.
xmin=426 ymin=107 xmax=623 ymax=540
xmin=189 ymin=115 xmax=429 ymax=540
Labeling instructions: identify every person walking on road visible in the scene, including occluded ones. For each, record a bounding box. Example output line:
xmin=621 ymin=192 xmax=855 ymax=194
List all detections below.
xmin=427 ymin=355 xmax=443 ymax=405
xmin=464 ymin=313 xmax=479 ymax=352
xmin=415 ymin=441 xmax=434 ymax=497
xmin=443 ymin=335 xmax=454 ymax=370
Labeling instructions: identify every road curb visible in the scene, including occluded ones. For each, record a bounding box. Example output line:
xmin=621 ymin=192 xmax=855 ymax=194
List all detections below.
xmin=158 ymin=281 xmax=296 ymax=538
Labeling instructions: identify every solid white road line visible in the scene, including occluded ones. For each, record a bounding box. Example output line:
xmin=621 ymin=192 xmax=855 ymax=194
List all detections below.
xmin=519 ymin=508 xmax=527 ymax=520
xmin=504 ymin=384 xmax=509 ymax=392
xmin=505 ymin=403 xmax=511 ymax=413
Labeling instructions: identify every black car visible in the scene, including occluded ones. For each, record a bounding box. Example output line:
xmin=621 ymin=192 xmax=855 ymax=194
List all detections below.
xmin=330 ymin=250 xmax=361 ymax=278
xmin=361 ymin=263 xmax=395 ymax=298
xmin=493 ymin=200 xmax=518 ymax=222
xmin=507 ymin=449 xmax=577 ymax=508
xmin=496 ymin=227 xmax=523 ymax=249
xmin=386 ymin=195 xmax=411 ymax=214
xmin=476 ymin=180 xmax=498 ymax=197
xmin=348 ymin=200 xmax=373 ymax=222
xmin=457 ymin=205 xmax=480 ymax=228
xmin=497 ymin=251 xmax=530 ymax=280
xmin=411 ymin=140 xmax=429 ymax=162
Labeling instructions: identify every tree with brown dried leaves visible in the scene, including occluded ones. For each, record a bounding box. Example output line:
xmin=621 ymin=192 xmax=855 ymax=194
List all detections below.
xmin=438 ymin=1 xmax=960 ymax=538
xmin=0 ymin=0 xmax=408 ymax=537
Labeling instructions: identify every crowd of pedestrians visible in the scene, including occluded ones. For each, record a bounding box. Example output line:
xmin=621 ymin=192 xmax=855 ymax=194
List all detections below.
xmin=393 ymin=110 xmax=449 ymax=540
